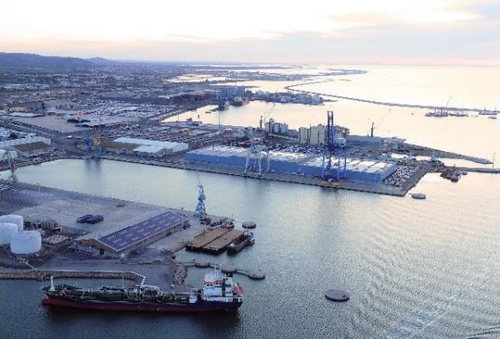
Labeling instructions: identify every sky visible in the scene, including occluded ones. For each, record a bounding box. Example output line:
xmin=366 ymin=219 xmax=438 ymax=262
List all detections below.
xmin=1 ymin=0 xmax=499 ymax=65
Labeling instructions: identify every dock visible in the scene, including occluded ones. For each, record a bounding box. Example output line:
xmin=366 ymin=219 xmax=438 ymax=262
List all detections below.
xmin=203 ymin=229 xmax=243 ymax=253
xmin=186 ymin=227 xmax=231 ymax=251
xmin=0 ymin=269 xmax=145 ymax=285
xmin=180 ymin=260 xmax=266 ymax=280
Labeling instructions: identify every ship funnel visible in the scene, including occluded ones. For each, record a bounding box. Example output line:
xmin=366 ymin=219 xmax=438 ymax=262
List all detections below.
xmin=49 ymin=276 xmax=55 ymax=292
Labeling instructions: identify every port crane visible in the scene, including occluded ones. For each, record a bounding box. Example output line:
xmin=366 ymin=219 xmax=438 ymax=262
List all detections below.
xmin=259 ymin=103 xmax=276 ymax=131
xmin=194 ymin=184 xmax=207 ymax=217
xmin=321 ymin=111 xmax=346 ymax=180
xmin=2 ymin=150 xmax=18 ymax=183
xmin=243 ymin=128 xmax=270 ymax=176
xmin=82 ymin=115 xmax=103 ymax=158
xmin=369 ymin=108 xmax=392 ymax=137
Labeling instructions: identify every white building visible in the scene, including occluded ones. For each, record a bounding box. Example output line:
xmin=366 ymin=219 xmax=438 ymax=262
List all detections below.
xmin=297 ymin=125 xmax=347 ymax=146
xmin=265 ymin=119 xmax=289 ymax=135
xmin=114 ymin=137 xmax=188 ymax=156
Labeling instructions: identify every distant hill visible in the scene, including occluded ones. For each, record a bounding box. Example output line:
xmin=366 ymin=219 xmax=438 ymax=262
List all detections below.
xmin=0 ymin=52 xmax=96 ymax=71
xmin=86 ymin=57 xmax=117 ymax=65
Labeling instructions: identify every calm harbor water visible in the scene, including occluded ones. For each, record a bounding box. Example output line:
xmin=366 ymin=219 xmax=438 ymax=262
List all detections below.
xmin=1 ymin=159 xmax=499 ymax=339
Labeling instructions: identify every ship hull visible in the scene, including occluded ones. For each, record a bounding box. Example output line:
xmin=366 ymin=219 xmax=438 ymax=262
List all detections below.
xmin=42 ymin=297 xmax=242 ymax=313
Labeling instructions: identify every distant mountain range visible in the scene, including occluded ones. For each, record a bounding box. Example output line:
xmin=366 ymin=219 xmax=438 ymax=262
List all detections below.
xmin=0 ymin=52 xmax=110 ymax=71
xmin=0 ymin=52 xmax=284 ymax=71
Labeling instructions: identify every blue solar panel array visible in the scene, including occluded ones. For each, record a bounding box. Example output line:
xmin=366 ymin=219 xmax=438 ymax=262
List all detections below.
xmin=97 ymin=211 xmax=185 ymax=252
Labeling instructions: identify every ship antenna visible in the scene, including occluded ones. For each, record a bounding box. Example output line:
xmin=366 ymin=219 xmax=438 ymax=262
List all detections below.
xmin=49 ymin=276 xmax=55 ymax=292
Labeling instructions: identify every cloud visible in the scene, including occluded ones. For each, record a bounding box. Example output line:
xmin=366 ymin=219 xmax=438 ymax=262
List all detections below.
xmin=1 ymin=0 xmax=498 ymax=65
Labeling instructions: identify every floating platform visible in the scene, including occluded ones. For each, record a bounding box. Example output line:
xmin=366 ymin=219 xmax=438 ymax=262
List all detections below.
xmin=203 ymin=230 xmax=243 ymax=253
xmin=186 ymin=227 xmax=231 ymax=251
xmin=324 ymin=289 xmax=350 ymax=302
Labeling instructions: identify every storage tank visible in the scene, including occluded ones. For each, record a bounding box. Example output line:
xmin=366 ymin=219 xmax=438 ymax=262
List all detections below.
xmin=10 ymin=231 xmax=42 ymax=254
xmin=0 ymin=215 xmax=24 ymax=232
xmin=299 ymin=127 xmax=309 ymax=144
xmin=0 ymin=223 xmax=18 ymax=245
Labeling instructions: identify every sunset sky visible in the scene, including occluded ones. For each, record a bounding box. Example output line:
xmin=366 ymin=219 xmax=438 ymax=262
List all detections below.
xmin=1 ymin=0 xmax=498 ymax=65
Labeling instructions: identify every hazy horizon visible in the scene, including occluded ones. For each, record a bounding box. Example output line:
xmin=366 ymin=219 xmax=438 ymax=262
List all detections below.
xmin=1 ymin=0 xmax=499 ymax=67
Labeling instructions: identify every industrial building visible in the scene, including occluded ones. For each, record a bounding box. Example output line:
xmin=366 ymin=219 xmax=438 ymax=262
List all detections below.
xmin=0 ymin=136 xmax=53 ymax=157
xmin=112 ymin=137 xmax=188 ymax=157
xmin=298 ymin=124 xmax=347 ymax=146
xmin=0 ymin=136 xmax=51 ymax=149
xmin=185 ymin=145 xmax=397 ymax=183
xmin=76 ymin=211 xmax=188 ymax=255
xmin=265 ymin=119 xmax=289 ymax=135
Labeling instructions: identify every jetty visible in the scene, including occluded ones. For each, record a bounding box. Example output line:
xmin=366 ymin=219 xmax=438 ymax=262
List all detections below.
xmin=0 ymin=269 xmax=145 ymax=284
xmin=180 ymin=260 xmax=266 ymax=280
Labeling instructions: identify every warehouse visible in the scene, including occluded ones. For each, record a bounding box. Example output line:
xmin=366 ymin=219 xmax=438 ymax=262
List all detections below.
xmin=186 ymin=145 xmax=397 ymax=183
xmin=113 ymin=137 xmax=189 ymax=156
xmin=76 ymin=211 xmax=188 ymax=255
xmin=300 ymin=156 xmax=396 ymax=182
xmin=0 ymin=136 xmax=52 ymax=157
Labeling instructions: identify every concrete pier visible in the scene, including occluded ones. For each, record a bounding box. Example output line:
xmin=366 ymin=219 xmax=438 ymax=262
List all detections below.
xmin=183 ymin=260 xmax=266 ymax=280
xmin=0 ymin=269 xmax=145 ymax=284
xmin=101 ymin=155 xmax=412 ymax=197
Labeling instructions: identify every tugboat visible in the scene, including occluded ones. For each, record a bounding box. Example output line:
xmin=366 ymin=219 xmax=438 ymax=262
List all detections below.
xmin=228 ymin=231 xmax=255 ymax=254
xmin=41 ymin=267 xmax=243 ymax=312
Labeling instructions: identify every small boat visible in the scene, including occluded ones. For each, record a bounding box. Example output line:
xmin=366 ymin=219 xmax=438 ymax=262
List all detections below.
xmin=228 ymin=231 xmax=254 ymax=253
xmin=410 ymin=193 xmax=426 ymax=200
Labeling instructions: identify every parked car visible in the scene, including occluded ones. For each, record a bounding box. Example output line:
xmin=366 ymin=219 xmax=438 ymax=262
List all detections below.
xmin=77 ymin=214 xmax=93 ymax=223
xmin=86 ymin=215 xmax=104 ymax=224
xmin=77 ymin=214 xmax=104 ymax=224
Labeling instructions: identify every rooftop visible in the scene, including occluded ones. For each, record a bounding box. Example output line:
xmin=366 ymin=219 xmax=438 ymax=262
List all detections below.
xmin=94 ymin=211 xmax=186 ymax=252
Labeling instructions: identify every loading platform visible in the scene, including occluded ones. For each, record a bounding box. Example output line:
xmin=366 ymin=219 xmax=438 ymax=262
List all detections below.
xmin=186 ymin=227 xmax=231 ymax=251
xmin=203 ymin=229 xmax=243 ymax=253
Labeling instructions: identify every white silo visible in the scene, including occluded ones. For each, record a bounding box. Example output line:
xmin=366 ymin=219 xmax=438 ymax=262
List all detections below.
xmin=0 ymin=223 xmax=18 ymax=245
xmin=10 ymin=231 xmax=42 ymax=254
xmin=0 ymin=215 xmax=24 ymax=232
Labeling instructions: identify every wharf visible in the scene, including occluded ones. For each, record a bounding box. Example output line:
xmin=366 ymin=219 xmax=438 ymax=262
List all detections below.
xmin=101 ymin=155 xmax=412 ymax=197
xmin=453 ymin=167 xmax=500 ymax=174
xmin=186 ymin=228 xmax=232 ymax=251
xmin=181 ymin=260 xmax=266 ymax=280
xmin=203 ymin=229 xmax=243 ymax=253
xmin=0 ymin=269 xmax=145 ymax=284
